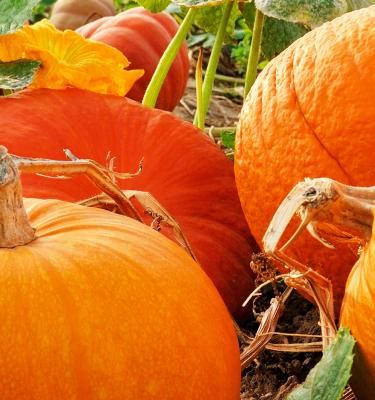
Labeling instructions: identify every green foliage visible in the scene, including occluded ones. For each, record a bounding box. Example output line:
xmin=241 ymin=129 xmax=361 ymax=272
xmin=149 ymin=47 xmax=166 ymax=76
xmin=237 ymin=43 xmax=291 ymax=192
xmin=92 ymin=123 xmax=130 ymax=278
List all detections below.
xmin=0 ymin=0 xmax=40 ymax=34
xmin=287 ymin=328 xmax=355 ymax=400
xmin=242 ymin=3 xmax=309 ymax=59
xmin=30 ymin=0 xmax=56 ymax=23
xmin=187 ymin=32 xmax=216 ymax=48
xmin=254 ymin=0 xmax=348 ymax=28
xmin=193 ymin=2 xmax=240 ymax=41
xmin=230 ymin=20 xmax=252 ymax=74
xmin=137 ymin=0 xmax=171 ymax=12
xmin=173 ymin=0 xmax=227 ymax=7
xmin=0 ymin=60 xmax=41 ymax=90
xmin=347 ymin=0 xmax=375 ymax=10
xmin=221 ymin=130 xmax=235 ymax=150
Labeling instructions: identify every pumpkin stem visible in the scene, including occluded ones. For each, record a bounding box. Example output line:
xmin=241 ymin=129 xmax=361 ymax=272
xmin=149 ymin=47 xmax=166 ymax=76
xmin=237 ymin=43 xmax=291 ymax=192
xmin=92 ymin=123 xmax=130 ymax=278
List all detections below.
xmin=263 ymin=177 xmax=375 ymax=256
xmin=12 ymin=150 xmax=143 ymax=221
xmin=0 ymin=146 xmax=35 ymax=248
xmin=78 ymin=190 xmax=198 ymax=262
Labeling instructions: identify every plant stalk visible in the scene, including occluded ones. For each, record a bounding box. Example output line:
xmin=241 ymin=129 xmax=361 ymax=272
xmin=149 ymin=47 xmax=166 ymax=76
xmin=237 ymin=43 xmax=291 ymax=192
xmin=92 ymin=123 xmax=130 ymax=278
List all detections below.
xmin=142 ymin=8 xmax=197 ymax=108
xmin=195 ymin=48 xmax=204 ymax=129
xmin=244 ymin=8 xmax=264 ymax=98
xmin=193 ymin=0 xmax=234 ymax=126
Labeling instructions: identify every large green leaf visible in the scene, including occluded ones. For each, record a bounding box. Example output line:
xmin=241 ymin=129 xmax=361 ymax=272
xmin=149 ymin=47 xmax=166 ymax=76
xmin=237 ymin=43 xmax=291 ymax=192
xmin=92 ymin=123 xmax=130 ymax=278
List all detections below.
xmin=347 ymin=0 xmax=375 ymax=10
xmin=255 ymin=0 xmax=348 ymax=28
xmin=173 ymin=0 xmax=228 ymax=8
xmin=0 ymin=60 xmax=41 ymax=90
xmin=242 ymin=3 xmax=309 ymax=59
xmin=136 ymin=0 xmax=171 ymax=12
xmin=193 ymin=2 xmax=240 ymax=40
xmin=287 ymin=328 xmax=355 ymax=400
xmin=0 ymin=0 xmax=40 ymax=34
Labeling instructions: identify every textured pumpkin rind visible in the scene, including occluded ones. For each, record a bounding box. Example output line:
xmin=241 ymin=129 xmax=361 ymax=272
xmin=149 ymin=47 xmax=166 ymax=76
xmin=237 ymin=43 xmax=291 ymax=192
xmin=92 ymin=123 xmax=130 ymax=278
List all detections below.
xmin=340 ymin=234 xmax=375 ymax=400
xmin=77 ymin=8 xmax=190 ymax=111
xmin=0 ymin=198 xmax=240 ymax=399
xmin=50 ymin=0 xmax=116 ymax=31
xmin=0 ymin=88 xmax=256 ymax=321
xmin=235 ymin=6 xmax=375 ymax=310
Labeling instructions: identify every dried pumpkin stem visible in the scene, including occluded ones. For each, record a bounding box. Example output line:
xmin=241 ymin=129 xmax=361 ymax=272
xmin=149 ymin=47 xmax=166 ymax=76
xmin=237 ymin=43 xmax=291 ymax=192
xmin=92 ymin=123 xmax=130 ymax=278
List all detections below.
xmin=0 ymin=146 xmax=35 ymax=248
xmin=12 ymin=153 xmax=142 ymax=221
xmin=263 ymin=178 xmax=375 ymax=255
xmin=79 ymin=190 xmax=198 ymax=262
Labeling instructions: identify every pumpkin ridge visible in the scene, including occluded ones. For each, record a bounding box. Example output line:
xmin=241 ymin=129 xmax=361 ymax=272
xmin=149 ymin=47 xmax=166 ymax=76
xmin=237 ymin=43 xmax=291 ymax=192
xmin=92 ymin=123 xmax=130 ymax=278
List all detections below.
xmin=290 ymin=49 xmax=353 ymax=184
xmin=291 ymin=47 xmax=353 ymax=184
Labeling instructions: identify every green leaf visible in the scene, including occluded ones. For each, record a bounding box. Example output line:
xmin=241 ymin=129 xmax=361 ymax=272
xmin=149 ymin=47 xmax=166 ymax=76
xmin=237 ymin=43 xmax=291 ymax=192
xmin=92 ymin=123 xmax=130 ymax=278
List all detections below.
xmin=187 ymin=32 xmax=216 ymax=48
xmin=0 ymin=0 xmax=40 ymax=34
xmin=347 ymin=0 xmax=375 ymax=10
xmin=136 ymin=0 xmax=171 ymax=12
xmin=0 ymin=60 xmax=41 ymax=90
xmin=254 ymin=0 xmax=348 ymax=28
xmin=173 ymin=0 xmax=227 ymax=8
xmin=287 ymin=328 xmax=355 ymax=400
xmin=241 ymin=3 xmax=309 ymax=59
xmin=193 ymin=2 xmax=240 ymax=41
xmin=221 ymin=130 xmax=235 ymax=150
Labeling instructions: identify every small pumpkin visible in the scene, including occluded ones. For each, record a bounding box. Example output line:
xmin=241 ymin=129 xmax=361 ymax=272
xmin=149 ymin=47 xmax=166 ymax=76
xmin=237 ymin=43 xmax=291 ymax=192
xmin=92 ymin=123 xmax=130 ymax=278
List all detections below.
xmin=77 ymin=8 xmax=190 ymax=111
xmin=0 ymin=88 xmax=257 ymax=321
xmin=0 ymin=149 xmax=240 ymax=399
xmin=50 ymin=0 xmax=116 ymax=31
xmin=235 ymin=6 xmax=375 ymax=310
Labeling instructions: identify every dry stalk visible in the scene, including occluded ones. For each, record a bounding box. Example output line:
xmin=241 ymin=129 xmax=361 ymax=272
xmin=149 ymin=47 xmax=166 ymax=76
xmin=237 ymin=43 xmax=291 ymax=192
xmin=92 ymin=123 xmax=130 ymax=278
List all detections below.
xmin=240 ymin=286 xmax=293 ymax=371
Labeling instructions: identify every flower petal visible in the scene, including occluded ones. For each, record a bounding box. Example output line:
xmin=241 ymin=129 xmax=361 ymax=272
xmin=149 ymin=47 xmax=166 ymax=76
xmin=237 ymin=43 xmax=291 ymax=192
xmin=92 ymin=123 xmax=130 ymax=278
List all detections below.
xmin=0 ymin=20 xmax=144 ymax=96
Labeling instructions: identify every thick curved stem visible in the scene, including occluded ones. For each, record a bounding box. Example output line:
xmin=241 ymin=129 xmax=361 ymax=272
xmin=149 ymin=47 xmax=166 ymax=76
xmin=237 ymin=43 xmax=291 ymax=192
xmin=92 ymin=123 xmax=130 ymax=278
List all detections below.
xmin=193 ymin=0 xmax=234 ymax=126
xmin=142 ymin=8 xmax=197 ymax=108
xmin=244 ymin=8 xmax=264 ymax=98
xmin=0 ymin=146 xmax=35 ymax=248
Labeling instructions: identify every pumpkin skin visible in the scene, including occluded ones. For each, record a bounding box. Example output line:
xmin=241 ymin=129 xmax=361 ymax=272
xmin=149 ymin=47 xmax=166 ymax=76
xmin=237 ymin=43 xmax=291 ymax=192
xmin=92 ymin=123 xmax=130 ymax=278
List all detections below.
xmin=0 ymin=88 xmax=257 ymax=321
xmin=76 ymin=8 xmax=190 ymax=111
xmin=0 ymin=197 xmax=240 ymax=399
xmin=235 ymin=7 xmax=375 ymax=311
xmin=50 ymin=0 xmax=116 ymax=31
xmin=340 ymin=228 xmax=375 ymax=400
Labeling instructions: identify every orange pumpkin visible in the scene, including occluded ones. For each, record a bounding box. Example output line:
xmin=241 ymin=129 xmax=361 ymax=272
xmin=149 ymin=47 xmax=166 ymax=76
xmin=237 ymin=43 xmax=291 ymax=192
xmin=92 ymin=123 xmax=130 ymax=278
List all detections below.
xmin=77 ymin=8 xmax=190 ymax=111
xmin=341 ymin=236 xmax=375 ymax=400
xmin=0 ymin=150 xmax=240 ymax=399
xmin=235 ymin=6 xmax=375 ymax=310
xmin=0 ymin=88 xmax=257 ymax=321
xmin=50 ymin=0 xmax=116 ymax=31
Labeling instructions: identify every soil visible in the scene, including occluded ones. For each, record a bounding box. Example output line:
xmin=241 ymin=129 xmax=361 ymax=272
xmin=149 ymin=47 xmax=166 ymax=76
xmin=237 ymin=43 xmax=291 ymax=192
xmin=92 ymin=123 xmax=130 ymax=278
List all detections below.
xmin=240 ymin=287 xmax=322 ymax=399
xmin=173 ymin=74 xmax=323 ymax=400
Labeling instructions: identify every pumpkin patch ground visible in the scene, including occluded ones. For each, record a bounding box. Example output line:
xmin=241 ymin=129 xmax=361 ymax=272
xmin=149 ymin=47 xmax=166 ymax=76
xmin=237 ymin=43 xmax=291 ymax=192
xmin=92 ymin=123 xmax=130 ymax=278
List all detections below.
xmin=0 ymin=1 xmax=373 ymax=399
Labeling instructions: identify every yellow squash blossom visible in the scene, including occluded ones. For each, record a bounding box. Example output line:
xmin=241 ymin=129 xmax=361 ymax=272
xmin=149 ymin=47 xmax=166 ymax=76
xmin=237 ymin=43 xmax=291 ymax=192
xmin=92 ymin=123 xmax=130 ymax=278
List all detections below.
xmin=0 ymin=19 xmax=144 ymax=96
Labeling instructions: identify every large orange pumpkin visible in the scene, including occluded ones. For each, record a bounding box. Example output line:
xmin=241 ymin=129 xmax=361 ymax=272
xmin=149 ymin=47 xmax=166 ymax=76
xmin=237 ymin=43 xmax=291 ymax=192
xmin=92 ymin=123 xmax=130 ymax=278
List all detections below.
xmin=235 ymin=6 xmax=375 ymax=310
xmin=0 ymin=150 xmax=240 ymax=399
xmin=341 ymin=232 xmax=375 ymax=400
xmin=50 ymin=0 xmax=116 ymax=31
xmin=0 ymin=88 xmax=257 ymax=321
xmin=77 ymin=8 xmax=190 ymax=111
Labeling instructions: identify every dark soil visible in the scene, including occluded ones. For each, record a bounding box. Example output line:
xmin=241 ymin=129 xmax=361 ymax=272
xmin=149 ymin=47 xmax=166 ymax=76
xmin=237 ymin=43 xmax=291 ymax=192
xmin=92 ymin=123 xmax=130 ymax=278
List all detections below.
xmin=240 ymin=288 xmax=322 ymax=399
